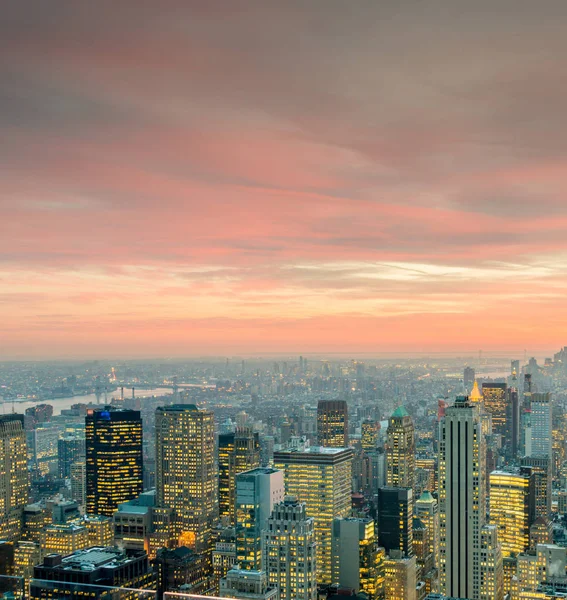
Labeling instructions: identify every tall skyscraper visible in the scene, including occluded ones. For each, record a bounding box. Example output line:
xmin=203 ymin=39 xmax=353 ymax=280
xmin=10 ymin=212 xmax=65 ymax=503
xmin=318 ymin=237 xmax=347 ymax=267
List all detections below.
xmin=0 ymin=414 xmax=28 ymax=541
xmin=482 ymin=383 xmax=508 ymax=436
xmin=85 ymin=408 xmax=143 ymax=517
xmin=332 ymin=517 xmax=383 ymax=599
xmin=156 ymin=405 xmax=216 ymax=554
xmin=235 ymin=467 xmax=284 ymax=570
xmin=219 ymin=428 xmax=261 ymax=525
xmin=439 ymin=397 xmax=486 ymax=599
xmin=70 ymin=461 xmax=86 ymax=508
xmin=274 ymin=446 xmax=353 ymax=583
xmin=58 ymin=435 xmax=86 ymax=479
xmin=317 ymin=400 xmax=348 ymax=447
xmin=479 ymin=525 xmax=503 ymax=600
xmin=507 ymin=388 xmax=521 ymax=458
xmin=361 ymin=420 xmax=380 ymax=451
xmin=377 ymin=487 xmax=414 ymax=557
xmin=489 ymin=467 xmax=535 ymax=557
xmin=386 ymin=406 xmax=415 ymax=490
xmin=415 ymin=491 xmax=439 ymax=569
xmin=530 ymin=393 xmax=552 ymax=458
xmin=383 ymin=551 xmax=416 ymax=600
xmin=263 ymin=497 xmax=317 ymax=600
xmin=521 ymin=455 xmax=552 ymax=518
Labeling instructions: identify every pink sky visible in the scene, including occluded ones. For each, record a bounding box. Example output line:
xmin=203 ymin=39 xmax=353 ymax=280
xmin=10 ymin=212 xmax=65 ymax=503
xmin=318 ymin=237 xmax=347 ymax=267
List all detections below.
xmin=1 ymin=1 xmax=567 ymax=358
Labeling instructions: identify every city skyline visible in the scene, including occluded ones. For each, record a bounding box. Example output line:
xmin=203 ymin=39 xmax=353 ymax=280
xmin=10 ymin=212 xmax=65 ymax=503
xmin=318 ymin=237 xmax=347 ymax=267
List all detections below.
xmin=2 ymin=1 xmax=567 ymax=358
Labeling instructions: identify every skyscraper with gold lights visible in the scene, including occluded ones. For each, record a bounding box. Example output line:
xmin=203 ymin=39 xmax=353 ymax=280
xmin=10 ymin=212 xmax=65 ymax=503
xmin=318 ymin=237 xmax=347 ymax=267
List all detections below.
xmin=85 ymin=408 xmax=144 ymax=518
xmin=317 ymin=400 xmax=349 ymax=447
xmin=156 ymin=404 xmax=216 ymax=556
xmin=274 ymin=445 xmax=353 ymax=583
xmin=482 ymin=383 xmax=508 ymax=436
xmin=386 ymin=406 xmax=415 ymax=490
xmin=0 ymin=414 xmax=28 ymax=541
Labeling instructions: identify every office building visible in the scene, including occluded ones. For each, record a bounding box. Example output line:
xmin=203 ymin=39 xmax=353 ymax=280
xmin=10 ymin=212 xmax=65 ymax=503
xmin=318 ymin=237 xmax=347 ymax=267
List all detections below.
xmin=478 ymin=525 xmax=503 ymax=600
xmin=86 ymin=408 xmax=143 ymax=517
xmin=317 ymin=400 xmax=348 ymax=447
xmin=58 ymin=435 xmax=86 ymax=479
xmin=415 ymin=491 xmax=439 ymax=569
xmin=156 ymin=405 xmax=216 ymax=554
xmin=28 ymin=423 xmax=64 ymax=475
xmin=0 ymin=414 xmax=28 ymax=541
xmin=235 ymin=467 xmax=284 ymax=570
xmin=361 ymin=420 xmax=380 ymax=451
xmin=384 ymin=551 xmax=417 ymax=600
xmin=220 ymin=568 xmax=279 ymax=600
xmin=263 ymin=497 xmax=316 ymax=600
xmin=507 ymin=388 xmax=521 ymax=458
xmin=377 ymin=487 xmax=413 ymax=557
xmin=41 ymin=523 xmax=89 ymax=555
xmin=482 ymin=383 xmax=508 ymax=436
xmin=219 ymin=428 xmax=261 ymax=526
xmin=30 ymin=547 xmax=154 ymax=599
xmin=332 ymin=517 xmax=383 ymax=599
xmin=521 ymin=455 xmax=552 ymax=518
xmin=489 ymin=468 xmax=535 ymax=557
xmin=155 ymin=546 xmax=211 ymax=597
xmin=70 ymin=461 xmax=86 ymax=508
xmin=530 ymin=393 xmax=552 ymax=458
xmin=513 ymin=544 xmax=566 ymax=598
xmin=439 ymin=397 xmax=486 ymax=600
xmin=13 ymin=541 xmax=42 ymax=584
xmin=213 ymin=528 xmax=237 ymax=592
xmin=274 ymin=446 xmax=353 ymax=583
xmin=386 ymin=407 xmax=415 ymax=490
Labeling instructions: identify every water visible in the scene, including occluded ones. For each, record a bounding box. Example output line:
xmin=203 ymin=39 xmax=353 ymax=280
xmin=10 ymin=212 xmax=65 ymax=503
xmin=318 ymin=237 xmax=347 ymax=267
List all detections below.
xmin=0 ymin=387 xmax=172 ymax=416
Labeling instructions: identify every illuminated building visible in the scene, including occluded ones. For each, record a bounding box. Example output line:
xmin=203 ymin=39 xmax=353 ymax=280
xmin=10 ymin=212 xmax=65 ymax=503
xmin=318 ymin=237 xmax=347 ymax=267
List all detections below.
xmin=530 ymin=393 xmax=552 ymax=458
xmin=84 ymin=515 xmax=114 ymax=547
xmin=41 ymin=523 xmax=89 ymax=555
xmin=155 ymin=546 xmax=211 ymax=596
xmin=478 ymin=525 xmax=503 ymax=600
xmin=317 ymin=400 xmax=348 ymax=447
xmin=58 ymin=434 xmax=85 ymax=479
xmin=413 ymin=518 xmax=432 ymax=582
xmin=332 ymin=517 xmax=383 ymax=599
xmin=386 ymin=407 xmax=415 ymax=490
xmin=235 ymin=467 xmax=284 ymax=570
xmin=507 ymin=388 xmax=521 ymax=458
xmin=470 ymin=380 xmax=483 ymax=404
xmin=361 ymin=420 xmax=380 ymax=451
xmin=489 ymin=468 xmax=535 ymax=557
xmin=14 ymin=541 xmax=42 ymax=585
xmin=482 ymin=383 xmax=508 ymax=436
xmin=86 ymin=408 xmax=143 ymax=517
xmin=263 ymin=497 xmax=317 ymax=600
xmin=0 ymin=414 xmax=28 ymax=541
xmin=30 ymin=547 xmax=154 ymax=599
xmin=28 ymin=423 xmax=64 ymax=475
xmin=415 ymin=458 xmax=437 ymax=494
xmin=156 ymin=405 xmax=216 ymax=556
xmin=220 ymin=567 xmax=279 ymax=600
xmin=213 ymin=528 xmax=237 ymax=592
xmin=384 ymin=551 xmax=417 ymax=600
xmin=23 ymin=503 xmax=51 ymax=543
xmin=521 ymin=456 xmax=552 ymax=518
xmin=529 ymin=517 xmax=553 ymax=551
xmin=219 ymin=428 xmax=261 ymax=526
xmin=274 ymin=446 xmax=353 ymax=583
xmin=513 ymin=544 xmax=566 ymax=599
xmin=439 ymin=397 xmax=486 ymax=600
xmin=415 ymin=491 xmax=439 ymax=569
xmin=51 ymin=499 xmax=80 ymax=524
xmin=377 ymin=487 xmax=414 ymax=557
xmin=70 ymin=461 xmax=86 ymax=508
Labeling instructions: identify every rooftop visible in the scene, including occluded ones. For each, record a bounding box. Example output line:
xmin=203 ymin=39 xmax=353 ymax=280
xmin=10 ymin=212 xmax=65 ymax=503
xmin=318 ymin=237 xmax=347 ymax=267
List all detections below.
xmin=391 ymin=406 xmax=409 ymax=418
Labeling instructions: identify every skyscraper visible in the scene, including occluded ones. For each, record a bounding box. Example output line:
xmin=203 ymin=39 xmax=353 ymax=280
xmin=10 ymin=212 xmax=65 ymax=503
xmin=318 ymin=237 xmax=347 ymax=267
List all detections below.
xmin=317 ymin=400 xmax=348 ymax=447
xmin=0 ymin=414 xmax=28 ymax=541
xmin=361 ymin=420 xmax=380 ymax=451
xmin=415 ymin=491 xmax=439 ymax=569
xmin=530 ymin=393 xmax=552 ymax=458
xmin=521 ymin=455 xmax=552 ymax=518
xmin=58 ymin=435 xmax=86 ymax=479
xmin=377 ymin=487 xmax=414 ymax=557
xmin=85 ymin=408 xmax=143 ymax=517
xmin=439 ymin=396 xmax=486 ymax=599
xmin=274 ymin=445 xmax=353 ymax=583
xmin=386 ymin=406 xmax=415 ymax=490
xmin=263 ymin=497 xmax=317 ymax=600
xmin=156 ymin=404 xmax=216 ymax=555
xmin=489 ymin=467 xmax=535 ymax=557
xmin=464 ymin=367 xmax=475 ymax=391
xmin=383 ymin=551 xmax=416 ymax=600
xmin=482 ymin=383 xmax=508 ymax=436
xmin=219 ymin=428 xmax=261 ymax=525
xmin=235 ymin=467 xmax=284 ymax=570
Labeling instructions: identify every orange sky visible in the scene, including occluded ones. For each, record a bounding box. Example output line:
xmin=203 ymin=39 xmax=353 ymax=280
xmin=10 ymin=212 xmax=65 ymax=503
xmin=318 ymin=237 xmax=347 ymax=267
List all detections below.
xmin=1 ymin=1 xmax=567 ymax=358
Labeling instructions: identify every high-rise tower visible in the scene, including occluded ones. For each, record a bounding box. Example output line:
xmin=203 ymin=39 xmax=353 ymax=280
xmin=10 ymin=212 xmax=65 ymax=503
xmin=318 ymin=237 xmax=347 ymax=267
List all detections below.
xmin=386 ymin=406 xmax=415 ymax=490
xmin=530 ymin=393 xmax=552 ymax=458
xmin=0 ymin=414 xmax=28 ymax=541
xmin=317 ymin=400 xmax=348 ymax=447
xmin=155 ymin=404 xmax=216 ymax=555
xmin=85 ymin=408 xmax=143 ymax=517
xmin=482 ymin=383 xmax=508 ymax=436
xmin=274 ymin=446 xmax=353 ymax=583
xmin=218 ymin=428 xmax=261 ymax=525
xmin=439 ymin=396 xmax=487 ymax=599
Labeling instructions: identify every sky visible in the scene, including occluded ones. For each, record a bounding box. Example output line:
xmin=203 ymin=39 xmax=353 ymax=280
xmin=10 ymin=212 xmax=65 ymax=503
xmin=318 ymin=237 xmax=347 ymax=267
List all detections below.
xmin=2 ymin=0 xmax=567 ymax=359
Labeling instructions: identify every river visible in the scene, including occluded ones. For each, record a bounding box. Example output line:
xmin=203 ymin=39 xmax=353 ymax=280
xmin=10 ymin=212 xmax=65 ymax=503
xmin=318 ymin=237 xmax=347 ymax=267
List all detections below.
xmin=0 ymin=387 xmax=173 ymax=416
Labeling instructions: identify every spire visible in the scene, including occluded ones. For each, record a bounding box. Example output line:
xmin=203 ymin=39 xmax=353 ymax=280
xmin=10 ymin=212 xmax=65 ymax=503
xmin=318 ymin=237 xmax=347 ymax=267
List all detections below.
xmin=470 ymin=380 xmax=483 ymax=403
